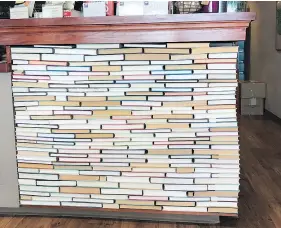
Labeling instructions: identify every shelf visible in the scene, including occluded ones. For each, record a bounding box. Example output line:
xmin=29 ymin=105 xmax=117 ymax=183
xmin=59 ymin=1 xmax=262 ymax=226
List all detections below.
xmin=0 ymin=13 xmax=256 ymax=27
xmin=0 ymin=13 xmax=255 ymax=45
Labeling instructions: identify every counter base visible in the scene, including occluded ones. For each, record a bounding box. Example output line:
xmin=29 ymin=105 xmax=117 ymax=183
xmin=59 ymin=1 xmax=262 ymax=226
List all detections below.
xmin=0 ymin=206 xmax=221 ymax=224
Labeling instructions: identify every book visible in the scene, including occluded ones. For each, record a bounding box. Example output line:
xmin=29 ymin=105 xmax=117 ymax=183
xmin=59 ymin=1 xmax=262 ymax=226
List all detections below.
xmin=208 ymin=53 xmax=238 ymax=59
xmin=110 ymin=60 xmax=149 ymax=65
xmin=92 ymin=66 xmax=121 ymax=72
xmin=194 ymin=113 xmax=236 ymax=119
xmin=124 ymin=75 xmax=164 ymax=80
xmin=124 ymin=44 xmax=166 ymax=48
xmin=193 ymin=87 xmax=236 ymax=92
xmin=208 ymin=100 xmax=236 ymax=105
xmin=85 ymin=55 xmax=124 ymax=62
xmin=165 ymin=64 xmax=206 ymax=70
xmin=192 ymin=46 xmax=238 ymax=54
xmin=144 ymin=48 xmax=190 ymax=54
xmin=208 ymin=74 xmax=236 ymax=79
xmin=47 ymin=66 xmax=90 ymax=72
xmin=98 ymin=48 xmax=142 ymax=55
xmin=110 ymin=71 xmax=149 ymax=76
xmin=151 ymin=70 xmax=192 ymax=75
xmin=207 ymin=63 xmax=236 ymax=70
xmin=151 ymin=60 xmax=193 ymax=65
xmin=165 ymin=74 xmax=206 ymax=80
xmin=29 ymin=61 xmax=68 ymax=66
xmin=12 ymin=65 xmax=47 ymax=71
xmin=13 ymin=60 xmax=29 ymax=64
xmin=54 ymin=48 xmax=97 ymax=55
xmin=165 ymin=83 xmax=207 ymax=88
xmin=208 ymin=91 xmax=236 ymax=95
xmin=125 ymin=54 xmax=169 ymax=61
xmin=122 ymin=65 xmax=163 ymax=71
xmin=193 ymin=105 xmax=236 ymax=110
xmin=195 ymin=59 xmax=237 ymax=63
xmin=122 ymin=101 xmax=161 ymax=107
xmin=76 ymin=44 xmax=120 ymax=49
xmin=171 ymin=54 xmax=207 ymax=60
xmin=12 ymin=54 xmax=40 ymax=61
xmin=11 ymin=47 xmax=53 ymax=54
xmin=68 ymin=72 xmax=108 ymax=76
xmin=193 ymin=69 xmax=236 ymax=74
xmin=42 ymin=54 xmax=83 ymax=62
xmin=162 ymin=100 xmax=207 ymax=107
xmin=191 ymin=122 xmax=237 ymax=128
xmin=209 ymin=83 xmax=238 ymax=87
xmin=34 ymin=45 xmax=73 ymax=48
xmin=69 ymin=61 xmax=109 ymax=66
xmin=167 ymin=43 xmax=209 ymax=48
xmin=148 ymin=96 xmax=192 ymax=101
xmin=193 ymin=95 xmax=235 ymax=101
xmin=89 ymin=76 xmax=122 ymax=80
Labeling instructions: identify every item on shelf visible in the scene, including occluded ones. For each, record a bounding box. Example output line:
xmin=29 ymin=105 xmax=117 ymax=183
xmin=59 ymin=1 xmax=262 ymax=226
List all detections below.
xmin=83 ymin=1 xmax=114 ymax=17
xmin=117 ymin=1 xmax=170 ymax=16
xmin=116 ymin=1 xmax=143 ymax=16
xmin=201 ymin=1 xmax=219 ymax=13
xmin=42 ymin=3 xmax=63 ymax=18
xmin=107 ymin=1 xmax=114 ymax=16
xmin=226 ymin=1 xmax=247 ymax=12
xmin=83 ymin=1 xmax=105 ymax=17
xmin=173 ymin=1 xmax=202 ymax=14
xmin=237 ymin=41 xmax=245 ymax=80
xmin=32 ymin=1 xmax=45 ymax=17
xmin=10 ymin=1 xmax=36 ymax=19
xmin=34 ymin=12 xmax=42 ymax=18
xmin=26 ymin=1 xmax=35 ymax=17
xmin=62 ymin=1 xmax=80 ymax=18
xmin=240 ymin=81 xmax=266 ymax=115
xmin=63 ymin=10 xmax=71 ymax=17
xmin=74 ymin=1 xmax=83 ymax=11
xmin=218 ymin=1 xmax=227 ymax=12
xmin=143 ymin=1 xmax=169 ymax=15
xmin=9 ymin=0 xmax=35 ymax=19
xmin=10 ymin=6 xmax=29 ymax=19
xmin=0 ymin=1 xmax=15 ymax=19
xmin=63 ymin=1 xmax=75 ymax=11
xmin=0 ymin=46 xmax=5 ymax=61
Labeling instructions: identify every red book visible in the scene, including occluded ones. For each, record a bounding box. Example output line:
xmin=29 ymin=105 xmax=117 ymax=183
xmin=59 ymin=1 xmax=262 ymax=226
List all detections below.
xmin=106 ymin=1 xmax=115 ymax=16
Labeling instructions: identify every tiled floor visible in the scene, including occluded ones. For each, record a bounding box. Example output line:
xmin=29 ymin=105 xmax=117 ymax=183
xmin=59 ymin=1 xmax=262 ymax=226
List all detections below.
xmin=0 ymin=115 xmax=280 ymax=227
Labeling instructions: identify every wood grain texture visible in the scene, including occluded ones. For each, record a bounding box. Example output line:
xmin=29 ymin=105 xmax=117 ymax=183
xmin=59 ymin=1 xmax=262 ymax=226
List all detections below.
xmin=19 ymin=205 xmax=237 ymax=217
xmin=0 ymin=29 xmax=247 ymax=45
xmin=0 ymin=13 xmax=255 ymax=45
xmin=1 ymin=115 xmax=280 ymax=227
xmin=0 ymin=13 xmax=256 ymax=27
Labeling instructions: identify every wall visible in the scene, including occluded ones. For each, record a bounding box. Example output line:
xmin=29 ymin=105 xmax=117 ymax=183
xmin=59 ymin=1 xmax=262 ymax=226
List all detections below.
xmin=0 ymin=73 xmax=19 ymax=208
xmin=249 ymin=2 xmax=281 ymax=117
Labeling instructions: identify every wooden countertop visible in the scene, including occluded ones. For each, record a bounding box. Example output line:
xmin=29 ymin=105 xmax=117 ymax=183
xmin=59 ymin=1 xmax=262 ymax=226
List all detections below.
xmin=0 ymin=12 xmax=255 ymax=46
xmin=0 ymin=12 xmax=255 ymax=27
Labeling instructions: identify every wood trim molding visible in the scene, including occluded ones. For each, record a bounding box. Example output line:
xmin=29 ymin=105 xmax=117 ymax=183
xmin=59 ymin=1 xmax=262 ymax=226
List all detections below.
xmin=0 ymin=13 xmax=255 ymax=45
xmin=0 ymin=206 xmax=220 ymax=223
xmin=22 ymin=205 xmax=238 ymax=218
xmin=0 ymin=12 xmax=256 ymax=26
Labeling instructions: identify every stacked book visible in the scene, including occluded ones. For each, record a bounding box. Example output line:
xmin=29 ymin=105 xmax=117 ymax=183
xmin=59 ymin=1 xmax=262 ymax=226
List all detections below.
xmin=11 ymin=42 xmax=239 ymax=215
